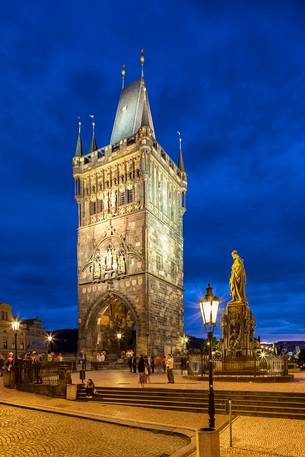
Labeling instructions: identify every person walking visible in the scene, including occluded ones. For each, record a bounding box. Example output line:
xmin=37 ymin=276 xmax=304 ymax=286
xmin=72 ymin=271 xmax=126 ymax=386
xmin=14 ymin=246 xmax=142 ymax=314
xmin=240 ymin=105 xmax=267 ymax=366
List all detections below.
xmin=150 ymin=356 xmax=155 ymax=374
xmin=127 ymin=356 xmax=133 ymax=372
xmin=138 ymin=355 xmax=147 ymax=388
xmin=155 ymin=355 xmax=162 ymax=373
xmin=6 ymin=353 xmax=13 ymax=372
xmin=0 ymin=354 xmax=5 ymax=376
xmin=162 ymin=356 xmax=166 ymax=373
xmin=144 ymin=356 xmax=151 ymax=383
xmin=132 ymin=355 xmax=137 ymax=373
xmin=166 ymin=354 xmax=175 ymax=384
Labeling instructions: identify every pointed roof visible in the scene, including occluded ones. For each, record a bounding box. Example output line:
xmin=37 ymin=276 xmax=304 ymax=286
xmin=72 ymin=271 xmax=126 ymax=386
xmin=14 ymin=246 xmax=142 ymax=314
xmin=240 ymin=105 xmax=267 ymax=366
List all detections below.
xmin=74 ymin=123 xmax=83 ymax=157
xmin=177 ymin=137 xmax=185 ymax=173
xmin=89 ymin=133 xmax=98 ymax=153
xmin=178 ymin=148 xmax=185 ymax=172
xmin=110 ymin=79 xmax=155 ymax=145
xmin=88 ymin=116 xmax=98 ymax=153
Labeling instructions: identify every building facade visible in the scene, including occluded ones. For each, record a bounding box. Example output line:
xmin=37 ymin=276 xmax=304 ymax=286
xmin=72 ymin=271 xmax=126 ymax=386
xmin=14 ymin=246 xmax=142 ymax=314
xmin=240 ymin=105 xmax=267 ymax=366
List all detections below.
xmin=0 ymin=303 xmax=25 ymax=356
xmin=73 ymin=65 xmax=187 ymax=359
xmin=23 ymin=318 xmax=47 ymax=353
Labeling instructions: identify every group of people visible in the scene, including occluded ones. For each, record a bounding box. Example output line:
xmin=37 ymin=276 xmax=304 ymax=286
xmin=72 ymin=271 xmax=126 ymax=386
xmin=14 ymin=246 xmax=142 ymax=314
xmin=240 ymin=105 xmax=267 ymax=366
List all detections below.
xmin=0 ymin=350 xmax=65 ymax=376
xmin=128 ymin=353 xmax=176 ymax=387
xmin=96 ymin=352 xmax=106 ymax=363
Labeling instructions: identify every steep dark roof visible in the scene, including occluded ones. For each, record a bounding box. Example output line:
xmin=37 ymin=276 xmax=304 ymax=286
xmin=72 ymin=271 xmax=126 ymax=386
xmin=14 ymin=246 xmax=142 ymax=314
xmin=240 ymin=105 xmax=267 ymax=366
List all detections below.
xmin=110 ymin=79 xmax=155 ymax=145
xmin=178 ymin=146 xmax=185 ymax=172
xmin=89 ymin=134 xmax=98 ymax=153
xmin=74 ymin=129 xmax=83 ymax=157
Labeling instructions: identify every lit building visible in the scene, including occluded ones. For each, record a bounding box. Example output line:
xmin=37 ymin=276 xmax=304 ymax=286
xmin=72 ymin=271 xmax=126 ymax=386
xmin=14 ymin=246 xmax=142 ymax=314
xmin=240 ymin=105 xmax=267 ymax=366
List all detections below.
xmin=0 ymin=304 xmax=47 ymax=356
xmin=0 ymin=303 xmax=25 ymax=356
xmin=23 ymin=318 xmax=47 ymax=352
xmin=73 ymin=55 xmax=187 ymax=358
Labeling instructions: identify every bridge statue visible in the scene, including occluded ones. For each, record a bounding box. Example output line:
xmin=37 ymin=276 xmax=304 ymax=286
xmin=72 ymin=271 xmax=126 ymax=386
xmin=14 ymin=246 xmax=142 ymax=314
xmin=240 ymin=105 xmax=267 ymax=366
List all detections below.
xmin=220 ymin=251 xmax=257 ymax=358
xmin=229 ymin=250 xmax=247 ymax=303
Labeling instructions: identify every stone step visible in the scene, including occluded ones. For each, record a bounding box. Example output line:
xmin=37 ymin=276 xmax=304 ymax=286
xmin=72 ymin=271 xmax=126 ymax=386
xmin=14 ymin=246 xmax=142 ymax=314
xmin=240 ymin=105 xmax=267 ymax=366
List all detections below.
xmin=78 ymin=393 xmax=305 ymax=411
xmin=77 ymin=386 xmax=305 ymax=419
xmin=79 ymin=386 xmax=305 ymax=399
xmin=79 ymin=395 xmax=305 ymax=409
xmin=77 ymin=398 xmax=305 ymax=419
xmin=78 ymin=387 xmax=305 ymax=403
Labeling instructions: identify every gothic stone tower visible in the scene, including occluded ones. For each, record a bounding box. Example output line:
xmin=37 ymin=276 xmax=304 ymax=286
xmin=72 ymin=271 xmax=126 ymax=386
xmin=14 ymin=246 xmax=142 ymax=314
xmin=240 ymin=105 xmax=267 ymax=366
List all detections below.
xmin=73 ymin=66 xmax=187 ymax=359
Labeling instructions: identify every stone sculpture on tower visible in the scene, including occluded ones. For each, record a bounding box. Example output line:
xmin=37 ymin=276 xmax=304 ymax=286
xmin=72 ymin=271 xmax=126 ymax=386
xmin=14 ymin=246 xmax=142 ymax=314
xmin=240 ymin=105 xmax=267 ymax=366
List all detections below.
xmin=220 ymin=251 xmax=258 ymax=358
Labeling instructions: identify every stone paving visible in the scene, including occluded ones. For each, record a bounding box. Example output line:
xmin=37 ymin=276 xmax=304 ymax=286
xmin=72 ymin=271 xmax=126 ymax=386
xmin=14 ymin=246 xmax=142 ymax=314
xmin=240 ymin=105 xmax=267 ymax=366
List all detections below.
xmin=0 ymin=378 xmax=227 ymax=431
xmin=220 ymin=416 xmax=305 ymax=457
xmin=2 ymin=371 xmax=305 ymax=457
xmin=71 ymin=368 xmax=305 ymax=393
xmin=0 ymin=404 xmax=189 ymax=457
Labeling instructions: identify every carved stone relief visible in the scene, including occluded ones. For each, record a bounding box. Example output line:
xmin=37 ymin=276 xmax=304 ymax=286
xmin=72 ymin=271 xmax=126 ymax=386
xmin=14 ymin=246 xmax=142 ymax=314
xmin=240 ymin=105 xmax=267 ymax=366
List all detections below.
xmin=79 ymin=233 xmax=143 ymax=284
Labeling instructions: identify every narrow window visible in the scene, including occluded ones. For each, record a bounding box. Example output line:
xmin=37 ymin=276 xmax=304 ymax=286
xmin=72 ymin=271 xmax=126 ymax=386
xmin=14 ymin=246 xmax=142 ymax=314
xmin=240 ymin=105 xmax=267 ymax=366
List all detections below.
xmin=89 ymin=202 xmax=96 ymax=215
xmin=127 ymin=189 xmax=133 ymax=203
xmin=97 ymin=199 xmax=103 ymax=213
xmin=156 ymin=254 xmax=163 ymax=271
xmin=120 ymin=192 xmax=125 ymax=206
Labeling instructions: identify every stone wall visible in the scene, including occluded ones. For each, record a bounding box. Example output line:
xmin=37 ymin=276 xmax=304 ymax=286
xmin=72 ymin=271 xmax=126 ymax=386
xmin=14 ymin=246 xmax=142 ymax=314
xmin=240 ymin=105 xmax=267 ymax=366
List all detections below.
xmin=74 ymin=129 xmax=187 ymax=358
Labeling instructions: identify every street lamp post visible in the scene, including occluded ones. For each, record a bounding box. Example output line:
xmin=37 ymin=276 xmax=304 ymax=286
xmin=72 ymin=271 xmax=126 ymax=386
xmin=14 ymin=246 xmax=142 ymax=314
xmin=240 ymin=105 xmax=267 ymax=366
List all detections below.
xmin=117 ymin=332 xmax=122 ymax=359
xmin=199 ymin=283 xmax=220 ymax=430
xmin=11 ymin=318 xmax=20 ymax=365
xmin=46 ymin=334 xmax=54 ymax=357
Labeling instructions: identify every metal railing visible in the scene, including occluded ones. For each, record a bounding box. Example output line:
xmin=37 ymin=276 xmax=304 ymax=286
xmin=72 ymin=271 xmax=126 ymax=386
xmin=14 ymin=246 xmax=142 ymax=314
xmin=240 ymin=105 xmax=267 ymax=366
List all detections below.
xmin=14 ymin=360 xmax=73 ymax=386
xmin=188 ymin=353 xmax=288 ymax=376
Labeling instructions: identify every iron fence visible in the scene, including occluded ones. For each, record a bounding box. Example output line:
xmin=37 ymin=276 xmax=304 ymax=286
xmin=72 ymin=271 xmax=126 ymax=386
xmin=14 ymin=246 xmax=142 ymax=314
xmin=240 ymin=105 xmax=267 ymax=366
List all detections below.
xmin=188 ymin=353 xmax=288 ymax=376
xmin=14 ymin=360 xmax=73 ymax=386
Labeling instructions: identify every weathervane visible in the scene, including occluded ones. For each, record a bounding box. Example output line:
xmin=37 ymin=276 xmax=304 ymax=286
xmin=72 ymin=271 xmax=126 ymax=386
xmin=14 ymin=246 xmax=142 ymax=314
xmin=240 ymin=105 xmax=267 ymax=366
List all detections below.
xmin=177 ymin=130 xmax=182 ymax=151
xmin=140 ymin=48 xmax=145 ymax=78
xmin=121 ymin=64 xmax=126 ymax=90
xmin=90 ymin=114 xmax=95 ymax=135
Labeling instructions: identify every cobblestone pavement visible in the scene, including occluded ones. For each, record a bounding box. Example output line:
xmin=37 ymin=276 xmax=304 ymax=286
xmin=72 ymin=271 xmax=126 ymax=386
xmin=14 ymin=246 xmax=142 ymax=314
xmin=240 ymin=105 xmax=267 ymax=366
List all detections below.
xmin=0 ymin=379 xmax=227 ymax=431
xmin=221 ymin=416 xmax=305 ymax=457
xmin=190 ymin=416 xmax=305 ymax=457
xmin=2 ymin=372 xmax=305 ymax=457
xmin=0 ymin=404 xmax=189 ymax=457
xmin=0 ymin=378 xmax=227 ymax=431
xmin=71 ymin=369 xmax=305 ymax=393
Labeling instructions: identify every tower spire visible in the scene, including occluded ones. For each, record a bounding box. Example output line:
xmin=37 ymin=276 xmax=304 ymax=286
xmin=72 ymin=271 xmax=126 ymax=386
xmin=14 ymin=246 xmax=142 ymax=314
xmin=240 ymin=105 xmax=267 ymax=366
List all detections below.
xmin=74 ymin=117 xmax=83 ymax=157
xmin=121 ymin=64 xmax=126 ymax=90
xmin=140 ymin=48 xmax=145 ymax=79
xmin=177 ymin=131 xmax=185 ymax=172
xmin=89 ymin=114 xmax=98 ymax=153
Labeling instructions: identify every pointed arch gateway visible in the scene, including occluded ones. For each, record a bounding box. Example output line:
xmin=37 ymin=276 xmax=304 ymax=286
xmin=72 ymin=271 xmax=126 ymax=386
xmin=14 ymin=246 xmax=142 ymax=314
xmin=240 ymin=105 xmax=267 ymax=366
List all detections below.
xmin=83 ymin=291 xmax=138 ymax=357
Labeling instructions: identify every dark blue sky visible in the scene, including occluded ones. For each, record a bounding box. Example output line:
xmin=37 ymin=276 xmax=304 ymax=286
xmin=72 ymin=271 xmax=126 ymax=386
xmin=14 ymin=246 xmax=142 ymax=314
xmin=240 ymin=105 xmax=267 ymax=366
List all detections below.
xmin=1 ymin=1 xmax=305 ymax=341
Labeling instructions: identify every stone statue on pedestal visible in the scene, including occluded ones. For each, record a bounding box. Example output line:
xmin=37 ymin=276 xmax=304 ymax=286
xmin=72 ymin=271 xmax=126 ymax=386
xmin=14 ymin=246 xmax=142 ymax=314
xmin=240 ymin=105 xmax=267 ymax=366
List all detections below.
xmin=220 ymin=251 xmax=258 ymax=359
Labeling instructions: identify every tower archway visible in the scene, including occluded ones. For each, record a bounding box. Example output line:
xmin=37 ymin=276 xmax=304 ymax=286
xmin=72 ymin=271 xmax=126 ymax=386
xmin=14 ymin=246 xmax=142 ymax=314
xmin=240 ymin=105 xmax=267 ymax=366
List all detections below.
xmin=82 ymin=291 xmax=138 ymax=359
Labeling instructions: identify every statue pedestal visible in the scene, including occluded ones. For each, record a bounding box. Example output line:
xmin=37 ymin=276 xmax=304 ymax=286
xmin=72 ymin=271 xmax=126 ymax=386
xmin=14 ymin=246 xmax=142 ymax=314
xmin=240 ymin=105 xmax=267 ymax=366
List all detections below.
xmin=220 ymin=300 xmax=257 ymax=359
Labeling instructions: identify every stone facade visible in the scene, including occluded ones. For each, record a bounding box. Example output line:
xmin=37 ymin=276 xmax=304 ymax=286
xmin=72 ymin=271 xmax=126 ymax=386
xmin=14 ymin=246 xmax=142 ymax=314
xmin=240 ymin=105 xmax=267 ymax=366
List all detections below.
xmin=73 ymin=76 xmax=187 ymax=359
xmin=0 ymin=304 xmax=25 ymax=356
xmin=22 ymin=318 xmax=47 ymax=352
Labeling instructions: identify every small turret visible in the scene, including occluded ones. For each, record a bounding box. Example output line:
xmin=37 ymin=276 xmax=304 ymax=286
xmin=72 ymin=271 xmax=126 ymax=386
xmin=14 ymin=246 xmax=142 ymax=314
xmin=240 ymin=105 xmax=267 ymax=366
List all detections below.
xmin=74 ymin=118 xmax=83 ymax=157
xmin=89 ymin=115 xmax=98 ymax=153
xmin=177 ymin=131 xmax=185 ymax=173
